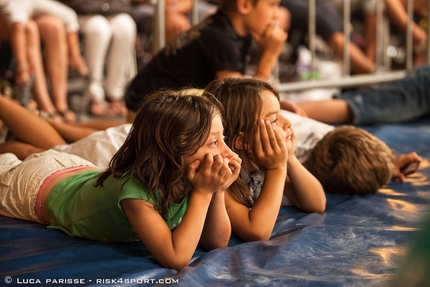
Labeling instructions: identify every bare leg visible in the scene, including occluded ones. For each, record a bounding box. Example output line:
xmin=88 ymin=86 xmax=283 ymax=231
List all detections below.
xmin=35 ymin=15 xmax=76 ymax=123
xmin=47 ymin=119 xmax=124 ymax=143
xmin=0 ymin=95 xmax=66 ymax=149
xmin=25 ymin=20 xmax=61 ymax=118
xmin=297 ymin=99 xmax=353 ymax=124
xmin=327 ymin=33 xmax=375 ymax=74
xmin=0 ymin=141 xmax=44 ymax=160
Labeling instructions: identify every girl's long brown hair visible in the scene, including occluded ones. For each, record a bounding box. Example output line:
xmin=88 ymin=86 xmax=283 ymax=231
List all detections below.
xmin=202 ymin=77 xmax=280 ymax=207
xmin=96 ymin=89 xmax=223 ymax=218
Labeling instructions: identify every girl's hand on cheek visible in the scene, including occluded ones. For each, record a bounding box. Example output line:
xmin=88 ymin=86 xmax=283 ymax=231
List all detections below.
xmin=287 ymin=127 xmax=297 ymax=160
xmin=221 ymin=153 xmax=241 ymax=191
xmin=252 ymin=119 xmax=288 ymax=170
xmin=187 ymin=154 xmax=237 ymax=194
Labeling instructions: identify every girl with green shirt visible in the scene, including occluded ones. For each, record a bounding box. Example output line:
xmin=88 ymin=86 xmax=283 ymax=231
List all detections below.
xmin=0 ymin=90 xmax=241 ymax=271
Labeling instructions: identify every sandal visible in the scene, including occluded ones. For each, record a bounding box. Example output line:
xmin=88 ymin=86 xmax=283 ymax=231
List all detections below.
xmin=58 ymin=109 xmax=77 ymax=123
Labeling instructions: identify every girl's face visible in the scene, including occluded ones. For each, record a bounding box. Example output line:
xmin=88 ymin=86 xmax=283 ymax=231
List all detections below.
xmin=185 ymin=114 xmax=234 ymax=165
xmin=260 ymin=90 xmax=292 ymax=142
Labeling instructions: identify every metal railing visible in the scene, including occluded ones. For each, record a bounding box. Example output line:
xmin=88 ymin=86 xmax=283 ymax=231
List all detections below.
xmin=278 ymin=0 xmax=430 ymax=92
xmin=150 ymin=0 xmax=429 ymax=91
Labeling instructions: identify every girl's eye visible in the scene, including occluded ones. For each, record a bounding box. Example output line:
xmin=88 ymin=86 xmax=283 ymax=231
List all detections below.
xmin=210 ymin=140 xmax=218 ymax=146
xmin=271 ymin=118 xmax=278 ymax=124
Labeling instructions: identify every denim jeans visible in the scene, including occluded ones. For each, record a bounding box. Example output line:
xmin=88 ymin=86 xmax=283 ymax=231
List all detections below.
xmin=335 ymin=65 xmax=430 ymax=125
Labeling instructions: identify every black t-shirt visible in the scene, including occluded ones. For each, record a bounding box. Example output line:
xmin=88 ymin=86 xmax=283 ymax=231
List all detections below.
xmin=125 ymin=9 xmax=252 ymax=111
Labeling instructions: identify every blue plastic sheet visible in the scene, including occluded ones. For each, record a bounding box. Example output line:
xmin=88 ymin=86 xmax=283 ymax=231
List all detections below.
xmin=1 ymin=118 xmax=429 ymax=286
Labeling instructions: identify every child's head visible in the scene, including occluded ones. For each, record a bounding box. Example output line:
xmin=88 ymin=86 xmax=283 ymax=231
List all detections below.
xmin=99 ymin=89 xmax=226 ymax=213
xmin=203 ymin=77 xmax=282 ymax=206
xmin=219 ymin=0 xmax=259 ymax=12
xmin=204 ymin=77 xmax=280 ymax=156
xmin=220 ymin=0 xmax=280 ymax=37
xmin=305 ymin=126 xmax=395 ymax=195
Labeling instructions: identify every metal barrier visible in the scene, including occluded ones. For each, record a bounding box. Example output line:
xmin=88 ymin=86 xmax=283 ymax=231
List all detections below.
xmin=278 ymin=0 xmax=430 ymax=92
xmin=150 ymin=0 xmax=429 ymax=91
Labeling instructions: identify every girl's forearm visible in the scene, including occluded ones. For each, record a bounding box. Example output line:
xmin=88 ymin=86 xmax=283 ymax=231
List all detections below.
xmin=200 ymin=191 xmax=231 ymax=249
xmin=286 ymin=156 xmax=326 ymax=213
xmin=169 ymin=191 xmax=213 ymax=268
xmin=245 ymin=167 xmax=287 ymax=240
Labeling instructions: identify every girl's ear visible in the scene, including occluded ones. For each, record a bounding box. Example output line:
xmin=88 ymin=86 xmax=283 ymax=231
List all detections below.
xmin=236 ymin=0 xmax=252 ymax=14
xmin=234 ymin=132 xmax=245 ymax=150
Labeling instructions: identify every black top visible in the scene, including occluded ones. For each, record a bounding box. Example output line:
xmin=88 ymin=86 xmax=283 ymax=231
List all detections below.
xmin=125 ymin=9 xmax=252 ymax=111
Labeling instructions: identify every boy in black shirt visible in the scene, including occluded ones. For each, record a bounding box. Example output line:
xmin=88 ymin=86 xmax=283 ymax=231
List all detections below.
xmin=125 ymin=0 xmax=287 ymax=114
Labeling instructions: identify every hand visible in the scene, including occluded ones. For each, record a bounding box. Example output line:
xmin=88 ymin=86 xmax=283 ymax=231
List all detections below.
xmin=187 ymin=153 xmax=239 ymax=194
xmin=392 ymin=152 xmax=422 ymax=182
xmin=69 ymin=55 xmax=88 ymax=76
xmin=219 ymin=152 xmax=241 ymax=191
xmin=251 ymin=23 xmax=287 ymax=57
xmin=280 ymin=100 xmax=308 ymax=117
xmin=286 ymin=126 xmax=297 ymax=161
xmin=277 ymin=113 xmax=296 ymax=160
xmin=250 ymin=119 xmax=288 ymax=171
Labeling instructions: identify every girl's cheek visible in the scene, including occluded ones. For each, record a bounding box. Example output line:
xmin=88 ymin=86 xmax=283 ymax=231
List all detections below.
xmin=275 ymin=126 xmax=287 ymax=139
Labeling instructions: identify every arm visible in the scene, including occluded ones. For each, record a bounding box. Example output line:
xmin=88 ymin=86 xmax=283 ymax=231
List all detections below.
xmin=166 ymin=0 xmax=193 ymax=14
xmin=215 ymin=23 xmax=287 ymax=81
xmin=121 ymin=191 xmax=213 ymax=271
xmin=279 ymin=116 xmax=326 ymax=212
xmin=226 ymin=120 xmax=287 ymax=241
xmin=280 ymin=100 xmax=308 ymax=117
xmin=384 ymin=0 xmax=427 ymax=44
xmin=392 ymin=151 xmax=422 ymax=181
xmin=252 ymin=24 xmax=287 ymax=80
xmin=283 ymin=156 xmax=326 ymax=213
xmin=200 ymin=154 xmax=241 ymax=249
xmin=122 ymin=153 xmax=238 ymax=271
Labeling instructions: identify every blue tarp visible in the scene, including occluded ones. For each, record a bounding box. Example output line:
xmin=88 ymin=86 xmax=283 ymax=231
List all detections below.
xmin=1 ymin=118 xmax=429 ymax=287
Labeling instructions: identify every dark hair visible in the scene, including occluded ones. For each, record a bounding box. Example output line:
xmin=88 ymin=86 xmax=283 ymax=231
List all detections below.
xmin=202 ymin=77 xmax=279 ymax=206
xmin=305 ymin=126 xmax=395 ymax=195
xmin=219 ymin=0 xmax=260 ymax=12
xmin=96 ymin=89 xmax=223 ymax=217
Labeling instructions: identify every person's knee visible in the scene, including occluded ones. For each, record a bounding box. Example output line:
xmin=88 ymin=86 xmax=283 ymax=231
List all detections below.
xmin=110 ymin=14 xmax=136 ymax=38
xmin=82 ymin=15 xmax=112 ymax=40
xmin=36 ymin=15 xmax=65 ymax=38
xmin=327 ymin=33 xmax=345 ymax=54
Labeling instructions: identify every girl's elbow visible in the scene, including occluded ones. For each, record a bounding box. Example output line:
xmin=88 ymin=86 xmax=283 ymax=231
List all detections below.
xmin=241 ymin=229 xmax=272 ymax=242
xmin=310 ymin=201 xmax=326 ymax=213
xmin=202 ymin=236 xmax=230 ymax=250
xmin=162 ymin=257 xmax=190 ymax=272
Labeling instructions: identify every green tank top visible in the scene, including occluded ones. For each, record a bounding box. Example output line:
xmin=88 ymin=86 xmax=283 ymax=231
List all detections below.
xmin=46 ymin=170 xmax=188 ymax=242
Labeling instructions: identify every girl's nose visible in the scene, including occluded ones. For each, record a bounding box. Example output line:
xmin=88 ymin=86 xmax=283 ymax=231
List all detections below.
xmin=220 ymin=141 xmax=234 ymax=159
xmin=279 ymin=114 xmax=291 ymax=131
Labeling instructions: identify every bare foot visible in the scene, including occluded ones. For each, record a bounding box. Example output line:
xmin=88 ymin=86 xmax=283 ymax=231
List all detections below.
xmin=14 ymin=63 xmax=30 ymax=87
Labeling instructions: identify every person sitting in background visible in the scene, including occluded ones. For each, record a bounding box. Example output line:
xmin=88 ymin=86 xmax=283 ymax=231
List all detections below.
xmin=292 ymin=65 xmax=430 ymax=125
xmin=132 ymin=0 xmax=218 ymax=49
xmin=0 ymin=0 xmax=87 ymax=122
xmin=62 ymin=0 xmax=137 ymax=117
xmin=281 ymin=0 xmax=375 ymax=74
xmin=125 ymin=0 xmax=287 ymax=118
xmin=0 ymin=90 xmax=239 ymax=271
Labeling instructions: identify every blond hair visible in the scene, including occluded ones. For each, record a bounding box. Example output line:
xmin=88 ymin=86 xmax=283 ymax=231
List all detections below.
xmin=305 ymin=126 xmax=395 ymax=195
